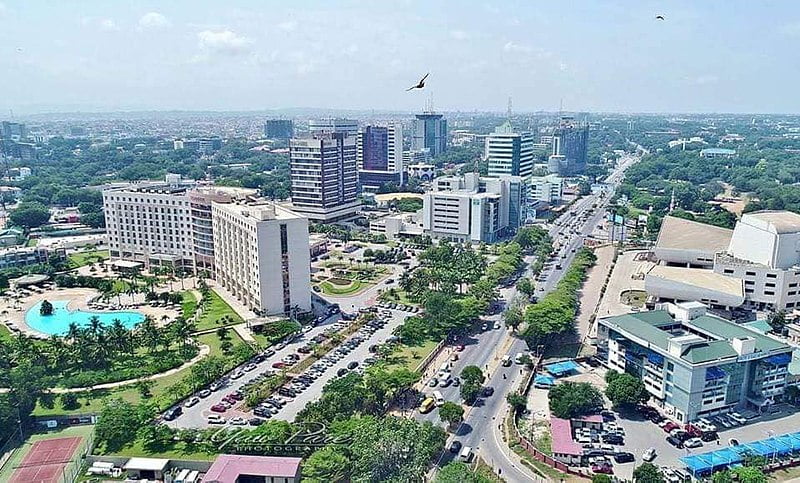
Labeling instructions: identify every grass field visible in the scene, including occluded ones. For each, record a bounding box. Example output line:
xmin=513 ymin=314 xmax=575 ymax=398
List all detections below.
xmin=382 ymin=338 xmax=439 ymax=373
xmin=181 ymin=291 xmax=198 ymax=320
xmin=67 ymin=249 xmax=109 ymax=269
xmin=0 ymin=425 xmax=95 ymax=483
xmin=102 ymin=437 xmax=217 ymax=461
xmin=319 ymin=279 xmax=368 ymax=296
xmin=194 ymin=289 xmax=244 ymax=331
xmin=32 ymin=330 xmax=249 ymax=416
xmin=0 ymin=323 xmax=11 ymax=342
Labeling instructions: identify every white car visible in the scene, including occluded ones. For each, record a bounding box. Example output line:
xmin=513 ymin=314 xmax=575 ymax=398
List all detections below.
xmin=643 ymin=447 xmax=657 ymax=462
xmin=231 ymin=371 xmax=245 ymax=380
xmin=684 ymin=438 xmax=703 ymax=449
xmin=229 ymin=417 xmax=247 ymax=425
xmin=243 ymin=363 xmax=257 ymax=372
xmin=207 ymin=415 xmax=226 ymax=424
xmin=184 ymin=397 xmax=200 ymax=408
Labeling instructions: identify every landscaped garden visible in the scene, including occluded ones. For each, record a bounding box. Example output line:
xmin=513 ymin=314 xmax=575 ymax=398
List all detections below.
xmin=314 ymin=260 xmax=387 ymax=296
xmin=67 ymin=249 xmax=109 ymax=269
xmin=194 ymin=287 xmax=244 ymax=331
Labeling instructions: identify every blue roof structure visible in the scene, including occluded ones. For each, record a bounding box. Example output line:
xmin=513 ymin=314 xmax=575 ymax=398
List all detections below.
xmin=545 ymin=360 xmax=580 ymax=377
xmin=534 ymin=374 xmax=556 ymax=386
xmin=682 ymin=431 xmax=800 ymax=476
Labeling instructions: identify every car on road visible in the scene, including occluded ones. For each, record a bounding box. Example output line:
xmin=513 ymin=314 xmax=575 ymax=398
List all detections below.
xmin=501 ymin=355 xmax=512 ymax=367
xmin=210 ymin=404 xmax=227 ymax=413
xmin=480 ymin=323 xmax=488 ymax=331
xmin=163 ymin=407 xmax=182 ymax=421
xmin=419 ymin=397 xmax=435 ymax=414
xmin=494 ymin=322 xmax=501 ymax=330
xmin=428 ymin=378 xmax=438 ymax=387
xmin=449 ymin=440 xmax=462 ymax=454
xmin=483 ymin=386 xmax=494 ymax=397
xmin=184 ymin=397 xmax=200 ymax=408
xmin=455 ymin=345 xmax=465 ymax=352
xmin=643 ymin=447 xmax=657 ymax=462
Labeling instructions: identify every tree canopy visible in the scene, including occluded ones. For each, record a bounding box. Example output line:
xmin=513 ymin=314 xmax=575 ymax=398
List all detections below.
xmin=548 ymin=382 xmax=603 ymax=419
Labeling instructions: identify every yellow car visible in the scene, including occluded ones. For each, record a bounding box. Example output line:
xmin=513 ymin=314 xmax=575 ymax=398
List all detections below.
xmin=419 ymin=397 xmax=435 ymax=414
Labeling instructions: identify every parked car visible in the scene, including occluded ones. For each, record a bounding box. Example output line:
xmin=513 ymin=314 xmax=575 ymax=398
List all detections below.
xmin=701 ymin=431 xmax=719 ymax=442
xmin=248 ymin=418 xmax=265 ymax=426
xmin=163 ymin=407 xmax=182 ymax=421
xmin=272 ymin=362 xmax=288 ymax=369
xmin=614 ymin=452 xmax=634 ymax=463
xmin=643 ymin=447 xmax=657 ymax=462
xmin=591 ymin=464 xmax=613 ymax=475
xmin=666 ymin=436 xmax=684 ymax=449
xmin=483 ymin=386 xmax=495 ymax=397
xmin=210 ymin=404 xmax=227 ymax=413
xmin=207 ymin=415 xmax=226 ymax=424
xmin=198 ymin=389 xmax=212 ymax=398
xmin=685 ymin=438 xmax=703 ymax=449
xmin=347 ymin=361 xmax=359 ymax=370
xmin=449 ymin=440 xmax=462 ymax=454
xmin=184 ymin=397 xmax=200 ymax=408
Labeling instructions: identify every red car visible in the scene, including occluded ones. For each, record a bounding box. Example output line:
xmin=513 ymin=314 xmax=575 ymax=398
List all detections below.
xmin=455 ymin=345 xmax=465 ymax=352
xmin=272 ymin=362 xmax=288 ymax=369
xmin=684 ymin=424 xmax=703 ymax=437
xmin=227 ymin=392 xmax=243 ymax=401
xmin=210 ymin=404 xmax=227 ymax=413
xmin=663 ymin=422 xmax=679 ymax=433
xmin=592 ymin=464 xmax=613 ymax=475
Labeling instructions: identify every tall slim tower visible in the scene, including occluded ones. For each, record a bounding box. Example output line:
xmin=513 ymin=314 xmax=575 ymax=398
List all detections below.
xmin=412 ymin=112 xmax=447 ymax=157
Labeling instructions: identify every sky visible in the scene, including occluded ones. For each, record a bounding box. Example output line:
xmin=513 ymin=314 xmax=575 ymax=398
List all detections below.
xmin=1 ymin=0 xmax=800 ymax=115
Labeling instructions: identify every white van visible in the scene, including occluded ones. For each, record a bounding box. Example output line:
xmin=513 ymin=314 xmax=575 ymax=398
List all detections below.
xmin=459 ymin=446 xmax=474 ymax=462
xmin=433 ymin=390 xmax=445 ymax=406
xmin=515 ymin=352 xmax=526 ymax=364
xmin=438 ymin=372 xmax=452 ymax=387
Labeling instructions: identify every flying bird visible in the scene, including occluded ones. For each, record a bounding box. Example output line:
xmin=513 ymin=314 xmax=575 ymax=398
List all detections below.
xmin=406 ymin=73 xmax=429 ymax=91
xmin=655 ymin=15 xmax=665 ymax=20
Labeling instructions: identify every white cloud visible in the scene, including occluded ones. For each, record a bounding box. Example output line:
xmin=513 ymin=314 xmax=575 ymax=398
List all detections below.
xmin=450 ymin=30 xmax=469 ymax=40
xmin=81 ymin=17 xmax=119 ymax=31
xmin=0 ymin=2 xmax=7 ymax=15
xmin=197 ymin=29 xmax=252 ymax=56
xmin=503 ymin=41 xmax=532 ymax=54
xmin=692 ymin=75 xmax=719 ymax=85
xmin=277 ymin=20 xmax=297 ymax=32
xmin=138 ymin=12 xmax=171 ymax=29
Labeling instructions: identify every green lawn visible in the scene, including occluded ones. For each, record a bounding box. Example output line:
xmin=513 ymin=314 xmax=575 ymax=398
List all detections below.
xmin=102 ymin=437 xmax=217 ymax=461
xmin=181 ymin=291 xmax=198 ymax=320
xmin=381 ymin=338 xmax=439 ymax=373
xmin=378 ymin=289 xmax=417 ymax=306
xmin=0 ymin=323 xmax=11 ymax=342
xmin=319 ymin=279 xmax=369 ymax=296
xmin=194 ymin=289 xmax=244 ymax=331
xmin=32 ymin=330 xmax=250 ymax=416
xmin=0 ymin=425 xmax=95 ymax=483
xmin=67 ymin=249 xmax=110 ymax=269
xmin=26 ymin=238 xmax=38 ymax=247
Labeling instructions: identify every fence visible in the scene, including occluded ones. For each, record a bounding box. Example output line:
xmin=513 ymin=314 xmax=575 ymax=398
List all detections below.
xmin=33 ymin=413 xmax=98 ymax=429
xmin=414 ymin=339 xmax=446 ymax=374
xmin=57 ymin=429 xmax=95 ymax=483
xmin=0 ymin=429 xmax=23 ymax=475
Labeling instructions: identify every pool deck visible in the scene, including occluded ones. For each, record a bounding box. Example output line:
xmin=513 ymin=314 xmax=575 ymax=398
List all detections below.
xmin=1 ymin=287 xmax=179 ymax=338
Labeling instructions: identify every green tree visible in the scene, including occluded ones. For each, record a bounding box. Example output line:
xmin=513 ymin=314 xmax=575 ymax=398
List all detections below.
xmin=9 ymin=202 xmax=50 ymax=229
xmin=39 ymin=299 xmax=54 ymax=316
xmin=460 ymin=365 xmax=485 ymax=404
xmin=605 ymin=371 xmax=649 ymax=408
xmin=592 ymin=475 xmax=613 ymax=483
xmin=439 ymin=401 xmax=464 ymax=428
xmin=517 ymin=278 xmax=535 ymax=297
xmin=548 ymin=382 xmax=603 ymax=419
xmin=503 ymin=304 xmax=524 ymax=332
xmin=768 ymin=310 xmax=786 ymax=333
xmin=633 ymin=462 xmax=665 ymax=483
xmin=60 ymin=393 xmax=79 ymax=410
xmin=96 ymin=399 xmax=153 ymax=452
xmin=507 ymin=393 xmax=527 ymax=413
xmin=303 ymin=446 xmax=351 ymax=483
xmin=436 ymin=461 xmax=494 ymax=483
xmin=394 ymin=316 xmax=428 ymax=345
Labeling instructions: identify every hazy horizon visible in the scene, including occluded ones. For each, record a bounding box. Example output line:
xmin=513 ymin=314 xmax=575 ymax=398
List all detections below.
xmin=3 ymin=0 xmax=800 ymax=115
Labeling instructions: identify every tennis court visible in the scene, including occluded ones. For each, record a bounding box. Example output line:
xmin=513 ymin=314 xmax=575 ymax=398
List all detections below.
xmin=9 ymin=436 xmax=82 ymax=483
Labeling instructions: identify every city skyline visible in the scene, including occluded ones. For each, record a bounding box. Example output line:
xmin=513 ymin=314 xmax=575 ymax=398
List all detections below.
xmin=2 ymin=0 xmax=800 ymax=114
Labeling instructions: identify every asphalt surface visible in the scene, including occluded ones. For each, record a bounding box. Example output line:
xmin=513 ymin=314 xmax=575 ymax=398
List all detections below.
xmin=165 ymin=308 xmax=408 ymax=428
xmin=424 ymin=154 xmax=641 ymax=481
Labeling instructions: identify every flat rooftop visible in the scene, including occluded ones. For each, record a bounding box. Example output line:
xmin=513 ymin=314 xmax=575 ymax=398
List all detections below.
xmin=742 ymin=210 xmax=800 ymax=235
xmin=601 ymin=309 xmax=790 ymax=365
xmin=647 ymin=265 xmax=744 ymax=298
xmin=204 ymin=454 xmax=302 ymax=482
xmin=655 ymin=216 xmax=733 ymax=252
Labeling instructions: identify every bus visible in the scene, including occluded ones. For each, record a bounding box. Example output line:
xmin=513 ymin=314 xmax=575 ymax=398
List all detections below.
xmin=419 ymin=397 xmax=435 ymax=413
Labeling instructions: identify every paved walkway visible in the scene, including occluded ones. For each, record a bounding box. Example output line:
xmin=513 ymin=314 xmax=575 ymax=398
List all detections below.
xmin=576 ymin=244 xmax=616 ymax=341
xmin=596 ymin=249 xmax=654 ymax=318
xmin=232 ymin=323 xmax=255 ymax=343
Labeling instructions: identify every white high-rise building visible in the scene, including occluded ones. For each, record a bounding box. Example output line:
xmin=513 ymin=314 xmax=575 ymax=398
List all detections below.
xmin=290 ymin=132 xmax=360 ymax=222
xmin=308 ymin=118 xmax=359 ymax=136
xmin=103 ymin=180 xmax=258 ymax=273
xmin=527 ymin=174 xmax=564 ymax=203
xmin=485 ymin=121 xmax=535 ymax=178
xmin=212 ymin=201 xmax=311 ymax=317
xmin=421 ymin=173 xmax=524 ymax=243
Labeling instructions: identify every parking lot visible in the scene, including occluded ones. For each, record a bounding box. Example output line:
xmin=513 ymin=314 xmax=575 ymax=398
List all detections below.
xmin=165 ymin=306 xmax=410 ymax=428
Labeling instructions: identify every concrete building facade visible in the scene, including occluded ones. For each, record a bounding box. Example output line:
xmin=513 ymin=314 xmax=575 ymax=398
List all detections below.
xmin=485 ymin=121 xmax=535 ymax=178
xmin=212 ymin=201 xmax=311 ymax=317
xmin=412 ymin=113 xmax=447 ymax=157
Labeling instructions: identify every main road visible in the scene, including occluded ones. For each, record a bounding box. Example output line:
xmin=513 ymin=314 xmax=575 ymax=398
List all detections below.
xmin=423 ymin=153 xmax=640 ymax=481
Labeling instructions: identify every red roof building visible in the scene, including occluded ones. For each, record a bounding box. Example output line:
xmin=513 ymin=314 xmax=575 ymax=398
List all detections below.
xmin=203 ymin=454 xmax=302 ymax=483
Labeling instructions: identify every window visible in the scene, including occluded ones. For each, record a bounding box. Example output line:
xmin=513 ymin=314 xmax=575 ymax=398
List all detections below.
xmin=746 ymin=271 xmax=756 ymax=276
xmin=723 ymin=269 xmax=734 ymax=274
xmin=766 ymin=282 xmax=776 ymax=288
xmin=745 ymin=280 xmax=755 ymax=285
xmin=767 ymin=273 xmax=777 ymax=279
xmin=765 ymin=290 xmax=775 ymax=296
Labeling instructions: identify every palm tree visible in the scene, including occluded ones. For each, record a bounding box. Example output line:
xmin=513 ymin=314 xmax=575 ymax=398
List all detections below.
xmin=108 ymin=319 xmax=131 ymax=355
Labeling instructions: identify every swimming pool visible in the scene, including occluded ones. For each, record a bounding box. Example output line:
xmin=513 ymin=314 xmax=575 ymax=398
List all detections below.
xmin=26 ymin=300 xmax=145 ymax=335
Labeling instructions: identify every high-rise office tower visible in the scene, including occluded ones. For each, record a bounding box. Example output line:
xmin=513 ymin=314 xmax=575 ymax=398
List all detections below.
xmin=308 ymin=118 xmax=359 ymax=137
xmin=357 ymin=123 xmax=404 ymax=191
xmin=548 ymin=116 xmax=588 ymax=176
xmin=0 ymin=121 xmax=27 ymax=140
xmin=264 ymin=120 xmax=294 ymax=140
xmin=412 ymin=112 xmax=447 ymax=157
xmin=485 ymin=121 xmax=535 ymax=178
xmin=290 ymin=132 xmax=360 ymax=222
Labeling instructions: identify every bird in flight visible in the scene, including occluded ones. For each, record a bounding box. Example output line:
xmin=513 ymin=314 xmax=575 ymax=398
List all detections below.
xmin=406 ymin=73 xmax=429 ymax=91
xmin=655 ymin=15 xmax=665 ymax=20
